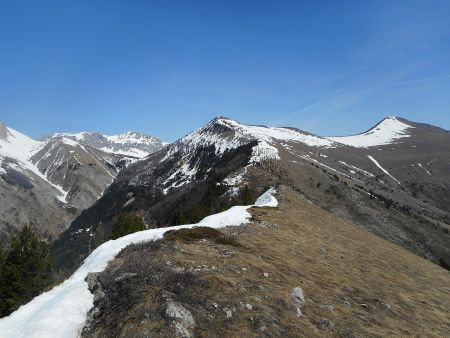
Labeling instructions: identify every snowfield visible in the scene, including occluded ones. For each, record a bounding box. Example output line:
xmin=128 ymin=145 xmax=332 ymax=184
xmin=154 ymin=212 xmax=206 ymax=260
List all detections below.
xmin=328 ymin=117 xmax=412 ymax=148
xmin=0 ymin=188 xmax=278 ymax=338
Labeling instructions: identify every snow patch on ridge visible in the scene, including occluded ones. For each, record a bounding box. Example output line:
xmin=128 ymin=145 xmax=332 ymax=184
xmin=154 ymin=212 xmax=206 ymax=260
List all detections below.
xmin=0 ymin=188 xmax=278 ymax=338
xmin=367 ymin=155 xmax=401 ymax=185
xmin=328 ymin=117 xmax=412 ymax=148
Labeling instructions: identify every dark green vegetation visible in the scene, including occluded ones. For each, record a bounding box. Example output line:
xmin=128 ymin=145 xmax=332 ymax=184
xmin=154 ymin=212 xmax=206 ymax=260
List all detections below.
xmin=0 ymin=225 xmax=54 ymax=317
xmin=111 ymin=213 xmax=146 ymax=240
xmin=51 ymin=141 xmax=259 ymax=276
xmin=170 ymin=184 xmax=256 ymax=225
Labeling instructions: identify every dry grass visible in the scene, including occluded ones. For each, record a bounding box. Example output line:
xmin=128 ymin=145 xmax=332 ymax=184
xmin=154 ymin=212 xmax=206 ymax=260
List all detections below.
xmin=164 ymin=226 xmax=239 ymax=246
xmin=84 ymin=185 xmax=450 ymax=337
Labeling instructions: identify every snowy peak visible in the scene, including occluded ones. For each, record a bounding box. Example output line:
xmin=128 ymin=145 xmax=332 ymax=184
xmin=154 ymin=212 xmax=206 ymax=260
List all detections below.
xmin=45 ymin=131 xmax=163 ymax=158
xmin=0 ymin=123 xmax=43 ymax=164
xmin=155 ymin=117 xmax=336 ymax=194
xmin=177 ymin=116 xmax=335 ymax=154
xmin=328 ymin=116 xmax=413 ymax=148
xmin=0 ymin=122 xmax=12 ymax=140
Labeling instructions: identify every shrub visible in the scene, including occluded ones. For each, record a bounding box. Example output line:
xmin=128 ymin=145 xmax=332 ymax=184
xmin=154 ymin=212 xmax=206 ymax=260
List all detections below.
xmin=164 ymin=226 xmax=239 ymax=246
xmin=111 ymin=213 xmax=146 ymax=239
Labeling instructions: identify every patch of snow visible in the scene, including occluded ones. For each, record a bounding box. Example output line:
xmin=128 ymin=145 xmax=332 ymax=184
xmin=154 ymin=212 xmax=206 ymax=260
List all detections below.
xmin=223 ymin=169 xmax=246 ymax=186
xmin=328 ymin=117 xmax=412 ymax=148
xmin=59 ymin=137 xmax=79 ymax=147
xmin=254 ymin=187 xmax=278 ymax=207
xmin=217 ymin=119 xmax=335 ymax=148
xmin=367 ymin=155 xmax=401 ymax=184
xmin=338 ymin=161 xmax=375 ymax=178
xmin=299 ymin=154 xmax=352 ymax=179
xmin=250 ymin=140 xmax=279 ymax=163
xmin=99 ymin=146 xmax=148 ymax=158
xmin=0 ymin=189 xmax=277 ymax=338
xmin=417 ymin=163 xmax=431 ymax=176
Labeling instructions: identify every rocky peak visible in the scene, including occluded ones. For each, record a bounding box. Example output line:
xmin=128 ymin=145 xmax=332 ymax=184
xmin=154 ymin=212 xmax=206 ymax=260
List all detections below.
xmin=0 ymin=122 xmax=11 ymax=140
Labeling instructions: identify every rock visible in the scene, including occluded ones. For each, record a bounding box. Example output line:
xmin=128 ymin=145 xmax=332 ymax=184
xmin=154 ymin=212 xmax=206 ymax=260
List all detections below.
xmin=174 ymin=322 xmax=191 ymax=338
xmin=253 ymin=296 xmax=263 ymax=303
xmin=259 ymin=325 xmax=267 ymax=332
xmin=360 ymin=303 xmax=369 ymax=309
xmin=165 ymin=300 xmax=195 ymax=338
xmin=263 ymin=272 xmax=269 ymax=277
xmin=381 ymin=302 xmax=391 ymax=310
xmin=319 ymin=304 xmax=334 ymax=312
xmin=245 ymin=303 xmax=253 ymax=310
xmin=340 ymin=328 xmax=357 ymax=337
xmin=223 ymin=308 xmax=233 ymax=318
xmin=85 ymin=273 xmax=106 ymax=306
xmin=295 ymin=307 xmax=303 ymax=317
xmin=317 ymin=318 xmax=334 ymax=329
xmin=86 ymin=272 xmax=100 ymax=291
xmin=114 ymin=272 xmax=137 ymax=282
xmin=290 ymin=287 xmax=306 ymax=307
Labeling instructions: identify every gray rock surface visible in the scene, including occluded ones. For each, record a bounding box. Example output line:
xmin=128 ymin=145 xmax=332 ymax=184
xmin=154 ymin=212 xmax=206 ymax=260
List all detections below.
xmin=291 ymin=287 xmax=306 ymax=307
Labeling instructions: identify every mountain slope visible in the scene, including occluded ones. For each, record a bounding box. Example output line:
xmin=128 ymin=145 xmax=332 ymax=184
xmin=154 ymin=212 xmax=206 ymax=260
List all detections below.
xmin=53 ymin=116 xmax=450 ymax=273
xmin=79 ymin=186 xmax=450 ymax=337
xmin=43 ymin=131 xmax=164 ymax=158
xmin=0 ymin=189 xmax=278 ymax=338
xmin=0 ymin=123 xmax=162 ymax=244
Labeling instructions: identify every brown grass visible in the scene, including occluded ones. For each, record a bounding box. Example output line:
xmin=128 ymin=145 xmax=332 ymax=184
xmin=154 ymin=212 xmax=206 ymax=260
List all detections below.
xmin=84 ymin=185 xmax=450 ymax=337
xmin=164 ymin=226 xmax=240 ymax=246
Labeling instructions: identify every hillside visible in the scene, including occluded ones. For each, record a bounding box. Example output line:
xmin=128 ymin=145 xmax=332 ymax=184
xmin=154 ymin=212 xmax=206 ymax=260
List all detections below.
xmin=53 ymin=116 xmax=450 ymax=273
xmin=0 ymin=122 xmax=163 ymax=244
xmin=81 ymin=186 xmax=450 ymax=337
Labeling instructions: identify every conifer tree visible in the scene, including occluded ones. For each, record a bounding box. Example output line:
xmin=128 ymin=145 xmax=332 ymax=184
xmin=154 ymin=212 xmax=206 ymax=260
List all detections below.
xmin=0 ymin=225 xmax=53 ymax=317
xmin=111 ymin=213 xmax=145 ymax=239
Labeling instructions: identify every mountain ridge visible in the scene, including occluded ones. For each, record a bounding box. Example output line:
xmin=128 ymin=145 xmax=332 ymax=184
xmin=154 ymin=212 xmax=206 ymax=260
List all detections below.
xmin=51 ymin=115 xmax=450 ymax=274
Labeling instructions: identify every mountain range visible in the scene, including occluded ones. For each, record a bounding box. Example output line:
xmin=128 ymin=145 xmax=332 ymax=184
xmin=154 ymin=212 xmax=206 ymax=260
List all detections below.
xmin=0 ymin=123 xmax=164 ymax=244
xmin=1 ymin=115 xmax=450 ymax=337
xmin=47 ymin=116 xmax=450 ymax=273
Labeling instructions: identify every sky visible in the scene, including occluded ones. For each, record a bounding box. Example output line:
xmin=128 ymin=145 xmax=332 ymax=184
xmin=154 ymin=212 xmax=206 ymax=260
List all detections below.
xmin=0 ymin=0 xmax=449 ymax=141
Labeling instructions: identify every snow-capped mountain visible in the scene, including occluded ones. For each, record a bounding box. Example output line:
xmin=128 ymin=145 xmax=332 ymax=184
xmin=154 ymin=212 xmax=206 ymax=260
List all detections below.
xmin=0 ymin=123 xmax=162 ymax=244
xmin=43 ymin=131 xmax=164 ymax=158
xmin=0 ymin=122 xmax=72 ymax=243
xmin=54 ymin=116 xmax=450 ymax=275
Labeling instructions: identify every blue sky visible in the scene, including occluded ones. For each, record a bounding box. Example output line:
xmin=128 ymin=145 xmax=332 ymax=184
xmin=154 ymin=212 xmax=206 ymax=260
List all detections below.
xmin=0 ymin=0 xmax=449 ymax=141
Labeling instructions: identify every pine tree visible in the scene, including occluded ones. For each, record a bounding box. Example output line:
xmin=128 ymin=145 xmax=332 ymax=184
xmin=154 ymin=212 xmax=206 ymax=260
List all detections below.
xmin=0 ymin=225 xmax=53 ymax=317
xmin=111 ymin=213 xmax=146 ymax=239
